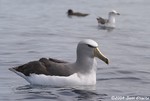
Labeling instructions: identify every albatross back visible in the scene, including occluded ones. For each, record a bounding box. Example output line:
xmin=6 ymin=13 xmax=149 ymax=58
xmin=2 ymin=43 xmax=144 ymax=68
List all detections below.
xmin=10 ymin=58 xmax=74 ymax=77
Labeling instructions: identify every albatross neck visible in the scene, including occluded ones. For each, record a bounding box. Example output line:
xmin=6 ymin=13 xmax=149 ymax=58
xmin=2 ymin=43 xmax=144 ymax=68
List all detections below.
xmin=108 ymin=14 xmax=116 ymax=24
xmin=74 ymin=55 xmax=97 ymax=73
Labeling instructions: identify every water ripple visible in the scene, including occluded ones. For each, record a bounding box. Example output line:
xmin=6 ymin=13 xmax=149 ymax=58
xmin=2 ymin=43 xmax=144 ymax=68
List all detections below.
xmin=98 ymin=77 xmax=141 ymax=81
xmin=14 ymin=85 xmax=108 ymax=101
xmin=116 ymin=70 xmax=134 ymax=74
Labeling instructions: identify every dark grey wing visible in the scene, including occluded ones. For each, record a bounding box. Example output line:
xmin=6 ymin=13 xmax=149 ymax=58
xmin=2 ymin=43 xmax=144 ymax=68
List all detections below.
xmin=97 ymin=17 xmax=108 ymax=24
xmin=71 ymin=12 xmax=89 ymax=17
xmin=10 ymin=58 xmax=74 ymax=76
xmin=75 ymin=12 xmax=89 ymax=16
xmin=49 ymin=58 xmax=68 ymax=63
xmin=10 ymin=60 xmax=50 ymax=76
xmin=39 ymin=58 xmax=74 ymax=76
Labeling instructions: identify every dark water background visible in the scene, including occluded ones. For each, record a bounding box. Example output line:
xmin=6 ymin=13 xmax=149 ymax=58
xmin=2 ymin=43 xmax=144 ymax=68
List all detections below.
xmin=0 ymin=0 xmax=150 ymax=101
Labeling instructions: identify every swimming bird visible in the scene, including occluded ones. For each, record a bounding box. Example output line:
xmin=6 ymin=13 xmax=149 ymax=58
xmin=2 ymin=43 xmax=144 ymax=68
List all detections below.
xmin=97 ymin=10 xmax=120 ymax=28
xmin=67 ymin=9 xmax=89 ymax=17
xmin=9 ymin=39 xmax=109 ymax=86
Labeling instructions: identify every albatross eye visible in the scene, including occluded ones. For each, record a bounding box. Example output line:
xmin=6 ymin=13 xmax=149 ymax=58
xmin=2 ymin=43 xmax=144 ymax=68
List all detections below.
xmin=87 ymin=44 xmax=96 ymax=48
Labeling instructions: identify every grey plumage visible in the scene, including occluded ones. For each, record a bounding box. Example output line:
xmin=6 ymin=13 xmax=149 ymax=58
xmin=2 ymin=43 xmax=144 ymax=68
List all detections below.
xmin=10 ymin=58 xmax=75 ymax=76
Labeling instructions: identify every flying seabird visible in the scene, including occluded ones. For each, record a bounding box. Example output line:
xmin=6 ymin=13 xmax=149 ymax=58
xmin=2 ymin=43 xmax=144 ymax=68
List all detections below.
xmin=9 ymin=39 xmax=109 ymax=86
xmin=67 ymin=9 xmax=89 ymax=17
xmin=97 ymin=10 xmax=120 ymax=28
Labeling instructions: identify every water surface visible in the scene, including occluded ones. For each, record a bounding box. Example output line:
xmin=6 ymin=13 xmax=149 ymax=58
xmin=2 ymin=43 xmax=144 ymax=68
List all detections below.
xmin=0 ymin=0 xmax=150 ymax=101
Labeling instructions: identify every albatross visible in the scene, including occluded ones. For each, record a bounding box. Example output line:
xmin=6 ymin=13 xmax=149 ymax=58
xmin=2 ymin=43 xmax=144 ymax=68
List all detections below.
xmin=67 ymin=9 xmax=89 ymax=17
xmin=9 ymin=39 xmax=109 ymax=86
xmin=97 ymin=10 xmax=120 ymax=28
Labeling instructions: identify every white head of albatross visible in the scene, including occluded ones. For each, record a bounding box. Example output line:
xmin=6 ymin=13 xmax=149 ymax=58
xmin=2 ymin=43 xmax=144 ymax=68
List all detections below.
xmin=9 ymin=39 xmax=109 ymax=87
xmin=75 ymin=39 xmax=108 ymax=72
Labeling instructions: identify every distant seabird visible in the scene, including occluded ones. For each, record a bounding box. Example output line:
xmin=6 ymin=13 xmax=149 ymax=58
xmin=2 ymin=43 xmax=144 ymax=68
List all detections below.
xmin=67 ymin=9 xmax=89 ymax=17
xmin=97 ymin=10 xmax=120 ymax=28
xmin=9 ymin=39 xmax=109 ymax=86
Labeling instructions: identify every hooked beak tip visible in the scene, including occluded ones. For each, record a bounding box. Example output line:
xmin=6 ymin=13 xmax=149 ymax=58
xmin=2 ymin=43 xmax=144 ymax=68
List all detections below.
xmin=105 ymin=58 xmax=109 ymax=65
xmin=117 ymin=13 xmax=120 ymax=15
xmin=94 ymin=48 xmax=109 ymax=65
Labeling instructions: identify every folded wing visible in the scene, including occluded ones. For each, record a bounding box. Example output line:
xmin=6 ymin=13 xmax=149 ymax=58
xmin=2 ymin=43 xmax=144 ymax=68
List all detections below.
xmin=10 ymin=58 xmax=74 ymax=77
xmin=97 ymin=17 xmax=108 ymax=24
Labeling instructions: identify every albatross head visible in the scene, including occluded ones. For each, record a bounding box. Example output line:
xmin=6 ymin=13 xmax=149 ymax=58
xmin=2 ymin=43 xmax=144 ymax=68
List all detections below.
xmin=76 ymin=39 xmax=109 ymax=66
xmin=109 ymin=10 xmax=120 ymax=16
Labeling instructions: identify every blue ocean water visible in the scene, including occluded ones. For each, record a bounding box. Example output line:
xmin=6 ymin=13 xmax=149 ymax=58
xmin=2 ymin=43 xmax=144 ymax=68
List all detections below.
xmin=0 ymin=0 xmax=150 ymax=101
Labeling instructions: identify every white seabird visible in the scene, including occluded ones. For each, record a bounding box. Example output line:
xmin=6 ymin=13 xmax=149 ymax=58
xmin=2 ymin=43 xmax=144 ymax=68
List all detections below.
xmin=9 ymin=39 xmax=109 ymax=87
xmin=97 ymin=10 xmax=120 ymax=29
